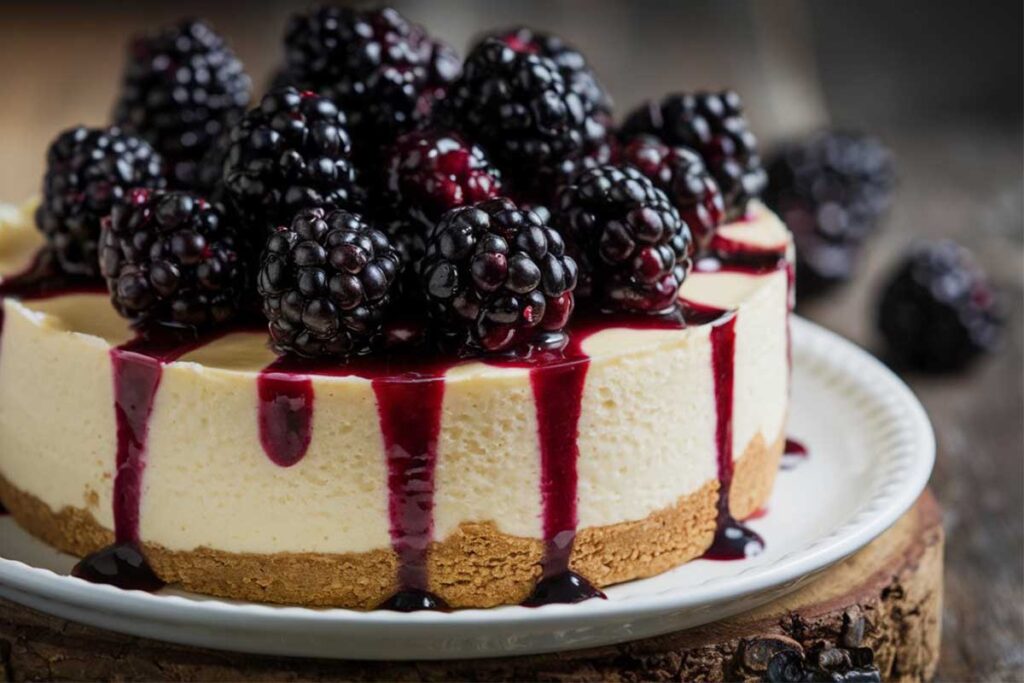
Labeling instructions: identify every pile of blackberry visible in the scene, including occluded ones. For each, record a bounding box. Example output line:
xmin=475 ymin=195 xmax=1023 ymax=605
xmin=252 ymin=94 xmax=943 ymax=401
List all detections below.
xmin=621 ymin=90 xmax=766 ymax=221
xmin=36 ymin=126 xmax=165 ymax=277
xmin=282 ymin=6 xmax=461 ymax=153
xmin=29 ymin=8 xmax=824 ymax=362
xmin=99 ymin=189 xmax=247 ymax=328
xmin=764 ymin=131 xmax=895 ymax=295
xmin=877 ymin=241 xmax=1003 ymax=372
xmin=555 ymin=165 xmax=692 ymax=314
xmin=113 ymin=19 xmax=251 ymax=191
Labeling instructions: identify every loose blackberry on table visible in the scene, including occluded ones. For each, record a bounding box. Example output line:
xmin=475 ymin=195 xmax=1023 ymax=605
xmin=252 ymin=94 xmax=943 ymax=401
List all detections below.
xmin=36 ymin=126 xmax=165 ymax=278
xmin=420 ymin=197 xmax=578 ymax=354
xmin=113 ymin=19 xmax=251 ymax=192
xmin=282 ymin=6 xmax=461 ymax=153
xmin=877 ymin=240 xmax=1003 ymax=372
xmin=765 ymin=130 xmax=895 ymax=295
xmin=98 ymin=189 xmax=247 ymax=329
xmin=221 ymin=87 xmax=359 ymax=246
xmin=621 ymin=90 xmax=766 ymax=221
xmin=437 ymin=38 xmax=608 ymax=189
xmin=620 ymin=135 xmax=725 ymax=247
xmin=555 ymin=164 xmax=693 ymax=315
xmin=257 ymin=207 xmax=402 ymax=358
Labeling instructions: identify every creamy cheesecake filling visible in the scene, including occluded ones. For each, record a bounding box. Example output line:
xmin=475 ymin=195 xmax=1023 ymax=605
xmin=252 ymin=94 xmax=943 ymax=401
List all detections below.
xmin=0 ymin=201 xmax=791 ymax=606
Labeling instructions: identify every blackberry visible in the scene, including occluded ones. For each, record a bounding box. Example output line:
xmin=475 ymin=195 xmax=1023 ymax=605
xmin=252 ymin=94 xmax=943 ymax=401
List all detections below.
xmin=283 ymin=6 xmax=461 ymax=151
xmin=99 ymin=189 xmax=246 ymax=328
xmin=621 ymin=90 xmax=766 ymax=220
xmin=620 ymin=135 xmax=724 ymax=247
xmin=878 ymin=240 xmax=1003 ymax=372
xmin=113 ymin=19 xmax=251 ymax=191
xmin=222 ymin=87 xmax=358 ymax=243
xmin=765 ymin=130 xmax=895 ymax=293
xmin=420 ymin=198 xmax=577 ymax=354
xmin=381 ymin=129 xmax=503 ymax=266
xmin=439 ymin=38 xmax=607 ymax=185
xmin=555 ymin=165 xmax=692 ymax=314
xmin=257 ymin=207 xmax=401 ymax=358
xmin=482 ymin=27 xmax=612 ymax=117
xmin=36 ymin=126 xmax=165 ymax=277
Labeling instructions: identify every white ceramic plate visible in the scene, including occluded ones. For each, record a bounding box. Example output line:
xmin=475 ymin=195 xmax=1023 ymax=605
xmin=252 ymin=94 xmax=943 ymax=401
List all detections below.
xmin=0 ymin=317 xmax=933 ymax=661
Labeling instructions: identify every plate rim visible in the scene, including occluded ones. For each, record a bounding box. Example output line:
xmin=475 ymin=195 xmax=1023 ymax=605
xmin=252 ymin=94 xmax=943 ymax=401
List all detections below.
xmin=0 ymin=315 xmax=935 ymax=658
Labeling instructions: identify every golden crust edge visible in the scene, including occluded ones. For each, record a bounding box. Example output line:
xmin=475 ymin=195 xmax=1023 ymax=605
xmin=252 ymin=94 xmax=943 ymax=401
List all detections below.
xmin=0 ymin=431 xmax=782 ymax=609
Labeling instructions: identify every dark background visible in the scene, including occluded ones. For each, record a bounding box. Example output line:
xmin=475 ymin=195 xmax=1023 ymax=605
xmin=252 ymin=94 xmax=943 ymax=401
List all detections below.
xmin=0 ymin=1 xmax=1021 ymax=680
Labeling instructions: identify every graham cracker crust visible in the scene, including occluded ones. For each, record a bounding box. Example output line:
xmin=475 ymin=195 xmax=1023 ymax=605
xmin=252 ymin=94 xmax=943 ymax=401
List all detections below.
xmin=0 ymin=432 xmax=782 ymax=609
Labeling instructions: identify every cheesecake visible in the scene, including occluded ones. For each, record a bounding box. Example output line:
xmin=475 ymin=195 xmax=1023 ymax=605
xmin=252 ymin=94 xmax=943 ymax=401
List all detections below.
xmin=0 ymin=199 xmax=790 ymax=609
xmin=0 ymin=9 xmax=792 ymax=610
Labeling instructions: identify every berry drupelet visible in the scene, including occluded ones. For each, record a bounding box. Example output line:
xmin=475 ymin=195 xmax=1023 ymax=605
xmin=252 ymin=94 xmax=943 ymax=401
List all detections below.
xmin=283 ymin=6 xmax=461 ymax=152
xmin=420 ymin=197 xmax=578 ymax=354
xmin=221 ymin=87 xmax=358 ymax=243
xmin=765 ymin=130 xmax=895 ymax=294
xmin=258 ymin=207 xmax=401 ymax=358
xmin=556 ymin=165 xmax=693 ymax=315
xmin=439 ymin=38 xmax=607 ymax=187
xmin=381 ymin=129 xmax=503 ymax=266
xmin=113 ymin=19 xmax=251 ymax=191
xmin=620 ymin=135 xmax=725 ymax=247
xmin=36 ymin=126 xmax=165 ymax=277
xmin=877 ymin=240 xmax=1003 ymax=372
xmin=99 ymin=189 xmax=246 ymax=328
xmin=621 ymin=90 xmax=766 ymax=221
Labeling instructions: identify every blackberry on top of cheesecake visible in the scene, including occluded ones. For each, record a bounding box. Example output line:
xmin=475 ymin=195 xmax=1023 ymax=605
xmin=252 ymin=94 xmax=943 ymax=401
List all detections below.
xmin=0 ymin=6 xmax=794 ymax=610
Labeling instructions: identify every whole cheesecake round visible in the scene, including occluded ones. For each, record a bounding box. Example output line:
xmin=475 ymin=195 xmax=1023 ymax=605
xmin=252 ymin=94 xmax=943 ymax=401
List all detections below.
xmin=0 ymin=200 xmax=792 ymax=609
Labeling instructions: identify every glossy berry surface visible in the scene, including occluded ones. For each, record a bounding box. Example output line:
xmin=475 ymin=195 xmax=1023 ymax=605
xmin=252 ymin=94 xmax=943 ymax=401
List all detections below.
xmin=381 ymin=129 xmax=503 ymax=267
xmin=621 ymin=90 xmax=766 ymax=221
xmin=99 ymin=189 xmax=247 ymax=328
xmin=113 ymin=19 xmax=251 ymax=191
xmin=765 ymin=130 xmax=895 ymax=293
xmin=620 ymin=135 xmax=724 ymax=247
xmin=283 ymin=6 xmax=461 ymax=151
xmin=36 ymin=126 xmax=165 ymax=277
xmin=420 ymin=197 xmax=577 ymax=354
xmin=258 ymin=207 xmax=401 ymax=358
xmin=439 ymin=38 xmax=607 ymax=186
xmin=555 ymin=165 xmax=692 ymax=314
xmin=878 ymin=240 xmax=1003 ymax=372
xmin=222 ymin=87 xmax=358 ymax=242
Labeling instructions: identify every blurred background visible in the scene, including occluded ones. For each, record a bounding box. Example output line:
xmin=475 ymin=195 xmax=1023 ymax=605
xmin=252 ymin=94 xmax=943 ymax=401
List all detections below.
xmin=0 ymin=1 xmax=1021 ymax=679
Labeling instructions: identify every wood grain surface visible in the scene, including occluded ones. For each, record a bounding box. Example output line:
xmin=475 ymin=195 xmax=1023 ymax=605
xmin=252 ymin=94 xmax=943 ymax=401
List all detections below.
xmin=0 ymin=2 xmax=1020 ymax=680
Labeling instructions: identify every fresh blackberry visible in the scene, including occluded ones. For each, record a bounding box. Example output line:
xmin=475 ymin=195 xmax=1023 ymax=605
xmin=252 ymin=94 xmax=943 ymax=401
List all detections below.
xmin=878 ymin=240 xmax=1003 ymax=372
xmin=381 ymin=129 xmax=503 ymax=266
xmin=283 ymin=6 xmax=461 ymax=152
xmin=99 ymin=189 xmax=246 ymax=328
xmin=36 ymin=126 xmax=165 ymax=277
xmin=765 ymin=130 xmax=895 ymax=293
xmin=481 ymin=27 xmax=612 ymax=117
xmin=257 ymin=207 xmax=401 ymax=358
xmin=113 ymin=19 xmax=251 ymax=191
xmin=439 ymin=38 xmax=607 ymax=185
xmin=420 ymin=197 xmax=577 ymax=354
xmin=621 ymin=90 xmax=766 ymax=220
xmin=620 ymin=135 xmax=724 ymax=247
xmin=555 ymin=165 xmax=692 ymax=314
xmin=222 ymin=87 xmax=358 ymax=243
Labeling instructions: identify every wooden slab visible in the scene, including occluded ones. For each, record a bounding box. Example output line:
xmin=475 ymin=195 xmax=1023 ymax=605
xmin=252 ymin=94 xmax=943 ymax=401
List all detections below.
xmin=0 ymin=491 xmax=942 ymax=682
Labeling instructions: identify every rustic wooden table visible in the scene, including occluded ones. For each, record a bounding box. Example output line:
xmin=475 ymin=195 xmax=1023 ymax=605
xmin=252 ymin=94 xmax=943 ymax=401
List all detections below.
xmin=0 ymin=3 xmax=1020 ymax=680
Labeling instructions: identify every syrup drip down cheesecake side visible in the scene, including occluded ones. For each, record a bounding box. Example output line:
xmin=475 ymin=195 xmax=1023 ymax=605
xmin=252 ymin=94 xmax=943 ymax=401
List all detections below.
xmin=0 ymin=9 xmax=795 ymax=610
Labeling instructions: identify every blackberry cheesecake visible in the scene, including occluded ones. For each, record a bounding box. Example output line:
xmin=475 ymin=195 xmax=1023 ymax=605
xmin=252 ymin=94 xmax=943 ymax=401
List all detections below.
xmin=0 ymin=8 xmax=792 ymax=610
